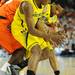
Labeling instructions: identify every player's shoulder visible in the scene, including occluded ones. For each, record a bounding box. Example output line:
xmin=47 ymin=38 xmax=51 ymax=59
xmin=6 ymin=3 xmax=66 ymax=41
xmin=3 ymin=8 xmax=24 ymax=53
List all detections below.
xmin=21 ymin=1 xmax=32 ymax=9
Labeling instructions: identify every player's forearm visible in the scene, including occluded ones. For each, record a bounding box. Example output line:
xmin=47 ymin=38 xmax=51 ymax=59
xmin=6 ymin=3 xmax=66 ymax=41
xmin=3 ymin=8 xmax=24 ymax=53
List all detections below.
xmin=29 ymin=27 xmax=48 ymax=38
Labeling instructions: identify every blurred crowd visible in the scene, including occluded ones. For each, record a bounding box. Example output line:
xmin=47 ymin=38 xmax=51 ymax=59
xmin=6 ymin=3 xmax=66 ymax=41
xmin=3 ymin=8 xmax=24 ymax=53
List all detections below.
xmin=54 ymin=0 xmax=75 ymax=56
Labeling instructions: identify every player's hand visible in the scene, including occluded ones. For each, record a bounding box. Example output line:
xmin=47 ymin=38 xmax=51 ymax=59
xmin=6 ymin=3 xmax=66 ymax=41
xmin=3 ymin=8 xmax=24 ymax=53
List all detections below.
xmin=49 ymin=31 xmax=65 ymax=46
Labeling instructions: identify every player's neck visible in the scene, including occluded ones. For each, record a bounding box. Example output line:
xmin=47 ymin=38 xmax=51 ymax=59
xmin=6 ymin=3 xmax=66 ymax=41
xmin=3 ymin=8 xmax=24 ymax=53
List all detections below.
xmin=33 ymin=0 xmax=42 ymax=8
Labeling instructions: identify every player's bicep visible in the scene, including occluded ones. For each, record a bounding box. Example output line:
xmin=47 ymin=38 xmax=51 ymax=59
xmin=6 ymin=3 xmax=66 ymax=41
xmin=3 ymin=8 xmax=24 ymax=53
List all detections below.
xmin=21 ymin=1 xmax=35 ymax=32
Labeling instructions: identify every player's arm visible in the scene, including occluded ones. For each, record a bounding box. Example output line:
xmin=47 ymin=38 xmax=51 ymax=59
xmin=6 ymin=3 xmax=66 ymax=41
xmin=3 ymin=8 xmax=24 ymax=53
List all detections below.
xmin=0 ymin=0 xmax=8 ymax=6
xmin=21 ymin=1 xmax=50 ymax=40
